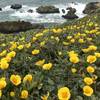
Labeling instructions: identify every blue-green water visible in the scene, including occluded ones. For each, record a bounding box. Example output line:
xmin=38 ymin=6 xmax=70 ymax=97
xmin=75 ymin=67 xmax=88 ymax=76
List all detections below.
xmin=0 ymin=0 xmax=100 ymax=7
xmin=0 ymin=0 xmax=99 ymax=23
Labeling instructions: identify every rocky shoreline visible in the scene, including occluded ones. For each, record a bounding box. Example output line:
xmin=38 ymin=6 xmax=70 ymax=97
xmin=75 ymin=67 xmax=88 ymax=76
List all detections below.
xmin=0 ymin=2 xmax=100 ymax=33
xmin=0 ymin=2 xmax=100 ymax=16
xmin=0 ymin=21 xmax=44 ymax=33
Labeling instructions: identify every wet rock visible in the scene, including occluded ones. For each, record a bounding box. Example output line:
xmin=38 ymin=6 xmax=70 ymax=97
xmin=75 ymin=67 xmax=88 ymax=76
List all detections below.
xmin=0 ymin=8 xmax=2 ymax=11
xmin=27 ymin=9 xmax=33 ymax=13
xmin=36 ymin=6 xmax=60 ymax=14
xmin=0 ymin=21 xmax=44 ymax=33
xmin=62 ymin=14 xmax=78 ymax=19
xmin=66 ymin=7 xmax=76 ymax=13
xmin=11 ymin=4 xmax=22 ymax=10
xmin=62 ymin=7 xmax=78 ymax=19
xmin=62 ymin=9 xmax=65 ymax=13
xmin=83 ymin=2 xmax=100 ymax=14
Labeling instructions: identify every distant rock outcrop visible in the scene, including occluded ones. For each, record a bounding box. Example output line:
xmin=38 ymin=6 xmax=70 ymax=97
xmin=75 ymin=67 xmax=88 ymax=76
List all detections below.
xmin=36 ymin=6 xmax=60 ymax=14
xmin=11 ymin=4 xmax=22 ymax=10
xmin=62 ymin=9 xmax=65 ymax=14
xmin=27 ymin=9 xmax=33 ymax=13
xmin=83 ymin=2 xmax=100 ymax=14
xmin=0 ymin=21 xmax=44 ymax=33
xmin=62 ymin=7 xmax=78 ymax=19
xmin=0 ymin=8 xmax=2 ymax=11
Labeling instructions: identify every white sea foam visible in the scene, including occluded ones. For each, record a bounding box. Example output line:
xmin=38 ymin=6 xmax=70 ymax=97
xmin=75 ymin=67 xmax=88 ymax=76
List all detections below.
xmin=2 ymin=2 xmax=86 ymax=23
xmin=56 ymin=2 xmax=86 ymax=18
xmin=2 ymin=6 xmax=12 ymax=11
xmin=10 ymin=5 xmax=65 ymax=23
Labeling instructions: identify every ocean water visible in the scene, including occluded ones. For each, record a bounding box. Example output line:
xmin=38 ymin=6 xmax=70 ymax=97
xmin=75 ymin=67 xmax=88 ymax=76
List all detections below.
xmin=0 ymin=0 xmax=99 ymax=23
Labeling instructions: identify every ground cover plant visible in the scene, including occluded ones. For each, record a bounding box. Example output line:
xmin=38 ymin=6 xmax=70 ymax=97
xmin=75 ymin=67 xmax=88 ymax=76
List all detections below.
xmin=0 ymin=13 xmax=100 ymax=100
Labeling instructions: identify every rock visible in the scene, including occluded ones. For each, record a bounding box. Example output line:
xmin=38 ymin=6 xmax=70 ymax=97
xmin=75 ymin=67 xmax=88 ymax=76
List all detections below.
xmin=83 ymin=2 xmax=100 ymax=14
xmin=0 ymin=8 xmax=2 ymax=11
xmin=36 ymin=6 xmax=59 ymax=14
xmin=27 ymin=9 xmax=33 ymax=13
xmin=62 ymin=9 xmax=65 ymax=13
xmin=62 ymin=7 xmax=78 ymax=19
xmin=62 ymin=14 xmax=78 ymax=19
xmin=11 ymin=4 xmax=22 ymax=10
xmin=0 ymin=21 xmax=44 ymax=33
xmin=95 ymin=8 xmax=100 ymax=13
xmin=66 ymin=7 xmax=76 ymax=13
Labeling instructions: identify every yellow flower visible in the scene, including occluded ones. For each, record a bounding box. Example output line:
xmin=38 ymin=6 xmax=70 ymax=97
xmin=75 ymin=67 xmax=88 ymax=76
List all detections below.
xmin=43 ymin=29 xmax=49 ymax=33
xmin=51 ymin=36 xmax=54 ymax=39
xmin=40 ymin=41 xmax=46 ymax=47
xmin=0 ymin=90 xmax=2 ymax=98
xmin=32 ymin=49 xmax=40 ymax=55
xmin=83 ymin=86 xmax=93 ymax=96
xmin=78 ymin=39 xmax=85 ymax=43
xmin=82 ymin=48 xmax=89 ymax=53
xmin=20 ymin=37 xmax=25 ymax=41
xmin=52 ymin=28 xmax=62 ymax=34
xmin=10 ymin=91 xmax=15 ymax=97
xmin=1 ymin=56 xmax=12 ymax=63
xmin=32 ymin=37 xmax=37 ymax=42
xmin=17 ymin=45 xmax=24 ymax=50
xmin=63 ymin=42 xmax=69 ymax=46
xmin=88 ymin=45 xmax=97 ymax=51
xmin=6 ymin=56 xmax=12 ymax=62
xmin=0 ymin=50 xmax=7 ymax=57
xmin=86 ymin=66 xmax=95 ymax=73
xmin=67 ymin=36 xmax=72 ymax=40
xmin=58 ymin=51 xmax=62 ymax=56
xmin=70 ymin=39 xmax=75 ymax=43
xmin=84 ymin=77 xmax=93 ymax=85
xmin=90 ymin=29 xmax=97 ymax=34
xmin=41 ymin=92 xmax=49 ymax=100
xmin=69 ymin=56 xmax=79 ymax=64
xmin=55 ymin=37 xmax=60 ymax=42
xmin=23 ymin=74 xmax=33 ymax=83
xmin=42 ymin=63 xmax=52 ymax=70
xmin=71 ymin=68 xmax=77 ymax=73
xmin=7 ymin=51 xmax=16 ymax=58
xmin=68 ymin=51 xmax=78 ymax=57
xmin=58 ymin=87 xmax=71 ymax=100
xmin=0 ymin=61 xmax=9 ymax=70
xmin=35 ymin=33 xmax=43 ymax=38
xmin=0 ymin=78 xmax=7 ymax=89
xmin=21 ymin=90 xmax=28 ymax=99
xmin=10 ymin=75 xmax=21 ymax=86
xmin=35 ymin=59 xmax=45 ymax=66
xmin=88 ymin=22 xmax=94 ymax=27
xmin=0 ymin=58 xmax=8 ymax=62
xmin=25 ymin=43 xmax=31 ymax=48
xmin=1 ymin=43 xmax=6 ymax=47
xmin=87 ymin=55 xmax=97 ymax=64
xmin=87 ymin=38 xmax=92 ymax=41
xmin=10 ymin=42 xmax=17 ymax=50
xmin=94 ymin=52 xmax=100 ymax=58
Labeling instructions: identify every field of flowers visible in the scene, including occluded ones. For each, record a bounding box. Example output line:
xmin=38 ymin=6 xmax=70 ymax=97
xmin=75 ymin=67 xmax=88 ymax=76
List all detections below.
xmin=0 ymin=13 xmax=100 ymax=100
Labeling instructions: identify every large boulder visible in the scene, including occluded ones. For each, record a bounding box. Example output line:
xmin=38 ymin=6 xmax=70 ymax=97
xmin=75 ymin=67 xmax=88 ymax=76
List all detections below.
xmin=27 ymin=9 xmax=33 ymax=13
xmin=62 ymin=14 xmax=78 ymax=20
xmin=62 ymin=9 xmax=65 ymax=14
xmin=66 ymin=7 xmax=76 ymax=13
xmin=83 ymin=2 xmax=100 ymax=14
xmin=0 ymin=21 xmax=44 ymax=33
xmin=0 ymin=8 xmax=2 ymax=11
xmin=62 ymin=7 xmax=78 ymax=19
xmin=36 ymin=6 xmax=60 ymax=14
xmin=11 ymin=4 xmax=22 ymax=10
